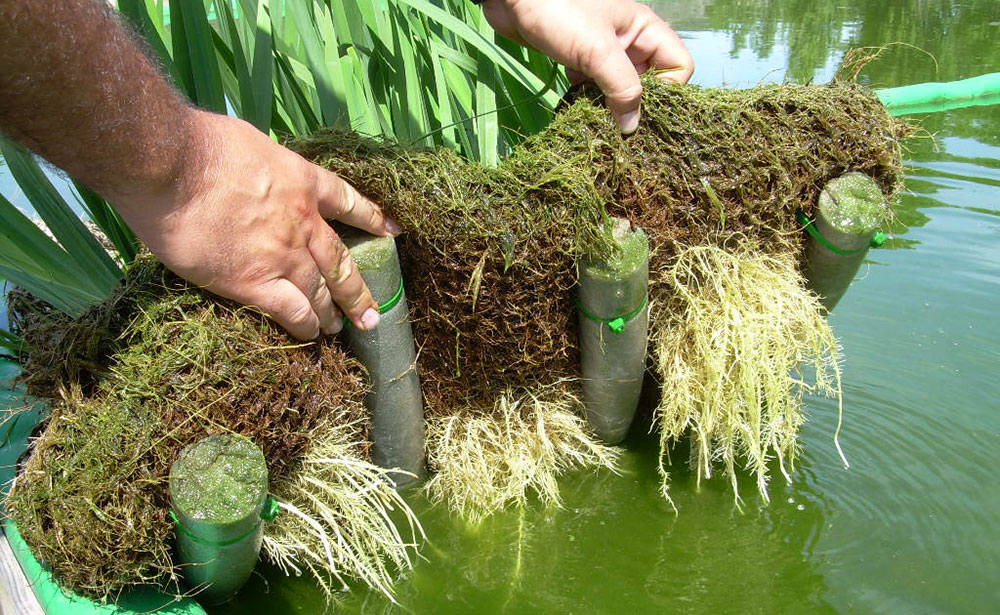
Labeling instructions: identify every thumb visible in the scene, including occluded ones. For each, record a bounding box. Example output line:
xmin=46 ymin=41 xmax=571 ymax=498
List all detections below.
xmin=584 ymin=40 xmax=644 ymax=134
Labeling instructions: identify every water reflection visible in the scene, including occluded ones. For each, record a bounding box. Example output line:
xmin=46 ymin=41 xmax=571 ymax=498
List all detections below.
xmin=654 ymin=0 xmax=1000 ymax=148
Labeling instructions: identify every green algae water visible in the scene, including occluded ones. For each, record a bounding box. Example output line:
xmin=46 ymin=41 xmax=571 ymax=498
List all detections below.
xmin=212 ymin=1 xmax=1000 ymax=612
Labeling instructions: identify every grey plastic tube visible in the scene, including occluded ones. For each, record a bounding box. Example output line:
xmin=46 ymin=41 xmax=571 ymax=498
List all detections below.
xmin=802 ymin=172 xmax=889 ymax=312
xmin=578 ymin=218 xmax=650 ymax=444
xmin=342 ymin=231 xmax=425 ymax=486
xmin=169 ymin=434 xmax=268 ymax=606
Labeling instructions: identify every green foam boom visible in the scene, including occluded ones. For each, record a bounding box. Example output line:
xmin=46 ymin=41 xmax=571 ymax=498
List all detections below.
xmin=877 ymin=72 xmax=1000 ymax=116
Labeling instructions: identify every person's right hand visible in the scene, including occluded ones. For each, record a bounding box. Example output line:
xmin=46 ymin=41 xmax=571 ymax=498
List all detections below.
xmin=114 ymin=110 xmax=397 ymax=341
xmin=482 ymin=0 xmax=694 ymax=134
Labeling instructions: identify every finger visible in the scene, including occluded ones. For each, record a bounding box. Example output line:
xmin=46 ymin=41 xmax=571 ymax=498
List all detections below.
xmin=327 ymin=302 xmax=344 ymax=335
xmin=628 ymin=20 xmax=695 ymax=84
xmin=287 ymin=258 xmax=340 ymax=336
xmin=313 ymin=164 xmax=400 ymax=237
xmin=581 ymin=39 xmax=644 ymax=134
xmin=308 ymin=220 xmax=381 ymax=331
xmin=251 ymin=277 xmax=320 ymax=341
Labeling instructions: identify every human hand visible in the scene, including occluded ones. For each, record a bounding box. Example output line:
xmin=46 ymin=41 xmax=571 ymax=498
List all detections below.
xmin=482 ymin=0 xmax=694 ymax=133
xmin=114 ymin=111 xmax=396 ymax=340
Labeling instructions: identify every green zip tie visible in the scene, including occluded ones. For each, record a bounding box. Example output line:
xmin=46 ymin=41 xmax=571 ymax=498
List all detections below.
xmin=343 ymin=278 xmax=405 ymax=328
xmin=577 ymin=293 xmax=648 ymax=334
xmin=169 ymin=510 xmax=260 ymax=547
xmin=260 ymin=497 xmax=280 ymax=521
xmin=797 ymin=210 xmax=885 ymax=254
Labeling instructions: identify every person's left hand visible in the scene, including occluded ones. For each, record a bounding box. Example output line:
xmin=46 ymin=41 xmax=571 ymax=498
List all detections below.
xmin=482 ymin=0 xmax=694 ymax=134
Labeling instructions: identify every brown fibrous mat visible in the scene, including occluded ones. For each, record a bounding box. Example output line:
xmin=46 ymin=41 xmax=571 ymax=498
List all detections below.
xmin=6 ymin=259 xmax=369 ymax=595
xmin=6 ymin=75 xmax=911 ymax=596
xmin=296 ymin=77 xmax=909 ymax=415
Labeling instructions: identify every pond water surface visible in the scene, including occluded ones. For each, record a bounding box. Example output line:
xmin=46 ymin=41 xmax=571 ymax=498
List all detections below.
xmin=213 ymin=1 xmax=1000 ymax=613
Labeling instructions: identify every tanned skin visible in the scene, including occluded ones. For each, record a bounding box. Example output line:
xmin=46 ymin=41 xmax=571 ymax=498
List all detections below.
xmin=0 ymin=0 xmax=392 ymax=340
xmin=0 ymin=0 xmax=692 ymax=340
xmin=0 ymin=1 xmax=193 ymax=200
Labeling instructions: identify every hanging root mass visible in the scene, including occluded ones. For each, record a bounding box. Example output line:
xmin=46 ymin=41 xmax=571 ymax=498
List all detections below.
xmin=653 ymin=243 xmax=842 ymax=506
xmin=263 ymin=419 xmax=422 ymax=602
xmin=423 ymin=386 xmax=618 ymax=524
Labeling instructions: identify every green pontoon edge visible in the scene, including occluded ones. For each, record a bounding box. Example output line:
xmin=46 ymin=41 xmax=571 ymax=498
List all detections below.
xmin=1 ymin=358 xmax=207 ymax=615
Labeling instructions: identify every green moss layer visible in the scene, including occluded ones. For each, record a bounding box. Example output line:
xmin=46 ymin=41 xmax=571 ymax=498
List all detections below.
xmin=7 ymin=257 xmax=366 ymax=597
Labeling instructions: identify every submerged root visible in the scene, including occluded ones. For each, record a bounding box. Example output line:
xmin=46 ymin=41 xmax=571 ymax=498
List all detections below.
xmin=653 ymin=243 xmax=841 ymax=506
xmin=423 ymin=386 xmax=619 ymax=523
xmin=262 ymin=421 xmax=423 ymax=603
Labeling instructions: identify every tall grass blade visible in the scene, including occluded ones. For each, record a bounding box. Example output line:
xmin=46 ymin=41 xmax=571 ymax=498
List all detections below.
xmin=0 ymin=140 xmax=120 ymax=292
xmin=0 ymin=192 xmax=108 ymax=315
xmin=248 ymin=0 xmax=275 ymax=132
xmin=395 ymin=0 xmax=561 ymax=108
xmin=274 ymin=53 xmax=321 ymax=135
xmin=72 ymin=181 xmax=139 ymax=264
xmin=118 ymin=0 xmax=181 ymax=87
xmin=0 ymin=328 xmax=25 ymax=358
xmin=287 ymin=1 xmax=347 ymax=127
xmin=170 ymin=0 xmax=227 ymax=112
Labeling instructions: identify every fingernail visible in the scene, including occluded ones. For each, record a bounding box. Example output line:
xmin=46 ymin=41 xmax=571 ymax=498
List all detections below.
xmin=324 ymin=318 xmax=344 ymax=336
xmin=359 ymin=308 xmax=380 ymax=330
xmin=385 ymin=218 xmax=403 ymax=237
xmin=619 ymin=111 xmax=640 ymax=135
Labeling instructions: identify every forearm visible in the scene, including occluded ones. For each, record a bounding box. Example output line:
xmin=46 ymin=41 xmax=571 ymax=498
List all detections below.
xmin=0 ymin=0 xmax=196 ymax=204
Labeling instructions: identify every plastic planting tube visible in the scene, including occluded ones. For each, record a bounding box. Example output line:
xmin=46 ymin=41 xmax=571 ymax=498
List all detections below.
xmin=342 ymin=231 xmax=425 ymax=486
xmin=877 ymin=72 xmax=1000 ymax=116
xmin=577 ymin=218 xmax=650 ymax=444
xmin=801 ymin=172 xmax=889 ymax=312
xmin=169 ymin=434 xmax=268 ymax=606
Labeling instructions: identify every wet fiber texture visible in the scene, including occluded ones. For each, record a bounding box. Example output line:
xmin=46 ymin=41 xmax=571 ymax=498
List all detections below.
xmin=6 ymin=76 xmax=909 ymax=596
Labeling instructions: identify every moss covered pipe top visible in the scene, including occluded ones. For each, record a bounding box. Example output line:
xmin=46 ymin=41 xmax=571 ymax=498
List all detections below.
xmin=169 ymin=434 xmax=268 ymax=525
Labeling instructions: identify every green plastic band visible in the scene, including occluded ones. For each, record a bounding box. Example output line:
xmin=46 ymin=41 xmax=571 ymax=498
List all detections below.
xmin=343 ymin=278 xmax=405 ymax=328
xmin=797 ymin=210 xmax=884 ymax=255
xmin=577 ymin=293 xmax=648 ymax=335
xmin=169 ymin=510 xmax=260 ymax=547
xmin=378 ymin=278 xmax=406 ymax=314
xmin=260 ymin=497 xmax=280 ymax=522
